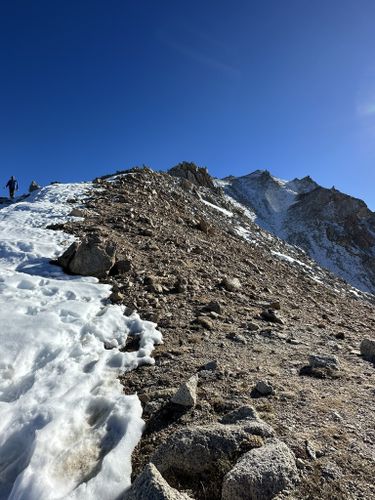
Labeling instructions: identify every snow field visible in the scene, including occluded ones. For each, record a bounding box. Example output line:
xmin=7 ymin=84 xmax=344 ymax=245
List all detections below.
xmin=0 ymin=184 xmax=162 ymax=499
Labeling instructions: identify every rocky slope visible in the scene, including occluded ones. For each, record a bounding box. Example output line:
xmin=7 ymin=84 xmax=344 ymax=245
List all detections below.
xmin=220 ymin=169 xmax=375 ymax=295
xmin=57 ymin=166 xmax=375 ymax=500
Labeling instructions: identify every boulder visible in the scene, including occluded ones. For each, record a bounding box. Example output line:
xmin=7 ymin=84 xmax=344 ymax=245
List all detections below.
xmin=124 ymin=463 xmax=193 ymax=500
xmin=222 ymin=440 xmax=298 ymax=500
xmin=151 ymin=421 xmax=274 ymax=478
xmin=171 ymin=375 xmax=198 ymax=407
xmin=57 ymin=236 xmax=116 ymax=277
xmin=360 ymin=338 xmax=375 ymax=362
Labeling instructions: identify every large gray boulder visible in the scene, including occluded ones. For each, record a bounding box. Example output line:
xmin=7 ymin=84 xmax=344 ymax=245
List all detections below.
xmin=57 ymin=236 xmax=116 ymax=277
xmin=151 ymin=421 xmax=274 ymax=478
xmin=222 ymin=439 xmax=298 ymax=500
xmin=124 ymin=463 xmax=193 ymax=500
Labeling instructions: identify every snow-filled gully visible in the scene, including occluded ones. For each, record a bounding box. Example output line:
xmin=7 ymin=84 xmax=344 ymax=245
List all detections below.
xmin=0 ymin=184 xmax=162 ymax=500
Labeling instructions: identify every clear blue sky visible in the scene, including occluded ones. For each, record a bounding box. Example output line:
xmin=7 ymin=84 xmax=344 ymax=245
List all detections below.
xmin=1 ymin=0 xmax=375 ymax=209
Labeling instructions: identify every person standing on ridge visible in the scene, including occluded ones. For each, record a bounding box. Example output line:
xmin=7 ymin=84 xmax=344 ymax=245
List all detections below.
xmin=5 ymin=176 xmax=19 ymax=199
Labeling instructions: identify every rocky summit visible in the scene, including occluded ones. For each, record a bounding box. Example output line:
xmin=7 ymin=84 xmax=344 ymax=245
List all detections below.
xmin=221 ymin=169 xmax=375 ymax=294
xmin=54 ymin=164 xmax=375 ymax=500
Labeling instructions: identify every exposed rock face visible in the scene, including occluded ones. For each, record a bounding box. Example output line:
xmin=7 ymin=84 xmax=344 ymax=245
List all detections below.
xmin=57 ymin=235 xmax=116 ymax=277
xmin=124 ymin=463 xmax=193 ymax=500
xmin=222 ymin=170 xmax=375 ymax=294
xmin=169 ymin=162 xmax=217 ymax=190
xmin=222 ymin=439 xmax=298 ymax=500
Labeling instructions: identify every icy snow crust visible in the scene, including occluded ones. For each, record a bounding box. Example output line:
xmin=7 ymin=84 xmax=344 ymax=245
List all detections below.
xmin=0 ymin=184 xmax=162 ymax=500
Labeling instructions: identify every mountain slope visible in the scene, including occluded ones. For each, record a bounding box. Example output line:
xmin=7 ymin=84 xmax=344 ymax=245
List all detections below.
xmin=221 ymin=170 xmax=375 ymax=294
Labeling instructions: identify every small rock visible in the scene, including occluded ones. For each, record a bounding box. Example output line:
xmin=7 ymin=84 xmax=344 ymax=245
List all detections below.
xmin=321 ymin=462 xmax=342 ymax=481
xmin=203 ymin=300 xmax=222 ymax=314
xmin=221 ymin=277 xmax=241 ymax=292
xmin=124 ymin=463 xmax=193 ymax=499
xmin=197 ymin=219 xmax=214 ymax=234
xmin=254 ymin=380 xmax=275 ymax=397
xmin=171 ymin=375 xmax=198 ymax=407
xmin=199 ymin=360 xmax=218 ymax=371
xmin=69 ymin=208 xmax=86 ymax=217
xmin=260 ymin=308 xmax=284 ymax=324
xmin=196 ymin=316 xmax=214 ymax=330
xmin=220 ymin=405 xmax=259 ymax=424
xmin=109 ymin=290 xmax=124 ymax=303
xmin=360 ymin=338 xmax=375 ymax=362
xmin=110 ymin=258 xmax=132 ymax=275
xmin=247 ymin=322 xmax=260 ymax=332
xmin=222 ymin=439 xmax=298 ymax=500
xmin=309 ymin=354 xmax=339 ymax=370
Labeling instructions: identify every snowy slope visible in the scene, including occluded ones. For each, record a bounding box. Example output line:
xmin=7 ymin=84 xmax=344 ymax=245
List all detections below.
xmin=0 ymin=185 xmax=161 ymax=500
xmin=220 ymin=170 xmax=375 ymax=294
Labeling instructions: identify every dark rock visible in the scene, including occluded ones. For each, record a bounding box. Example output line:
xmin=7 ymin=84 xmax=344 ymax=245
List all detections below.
xmin=57 ymin=237 xmax=116 ymax=277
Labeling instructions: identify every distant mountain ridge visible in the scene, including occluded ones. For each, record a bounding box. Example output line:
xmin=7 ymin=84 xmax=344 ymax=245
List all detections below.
xmin=219 ymin=169 xmax=375 ymax=294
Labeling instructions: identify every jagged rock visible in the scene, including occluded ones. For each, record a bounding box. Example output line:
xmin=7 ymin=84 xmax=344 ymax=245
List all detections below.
xmin=57 ymin=236 xmax=116 ymax=277
xmin=169 ymin=161 xmax=216 ymax=190
xmin=222 ymin=439 xmax=298 ymax=500
xmin=308 ymin=354 xmax=339 ymax=370
xmin=28 ymin=180 xmax=40 ymax=193
xmin=124 ymin=463 xmax=193 ymax=500
xmin=360 ymin=338 xmax=375 ymax=362
xmin=221 ymin=277 xmax=241 ymax=292
xmin=255 ymin=380 xmax=275 ymax=396
xmin=151 ymin=421 xmax=274 ymax=478
xmin=171 ymin=375 xmax=198 ymax=407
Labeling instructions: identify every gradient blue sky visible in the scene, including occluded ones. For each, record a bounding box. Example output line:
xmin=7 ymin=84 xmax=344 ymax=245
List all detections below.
xmin=1 ymin=0 xmax=375 ymax=208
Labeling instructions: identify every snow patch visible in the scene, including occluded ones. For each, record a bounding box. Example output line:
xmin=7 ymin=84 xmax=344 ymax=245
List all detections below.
xmin=0 ymin=184 xmax=162 ymax=499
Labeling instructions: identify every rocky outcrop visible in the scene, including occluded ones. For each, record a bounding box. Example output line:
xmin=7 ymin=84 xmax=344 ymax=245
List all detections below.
xmin=169 ymin=162 xmax=217 ymax=190
xmin=57 ymin=235 xmax=116 ymax=277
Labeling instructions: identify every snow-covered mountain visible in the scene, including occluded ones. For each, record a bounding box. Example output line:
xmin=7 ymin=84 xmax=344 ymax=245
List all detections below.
xmin=219 ymin=170 xmax=375 ymax=294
